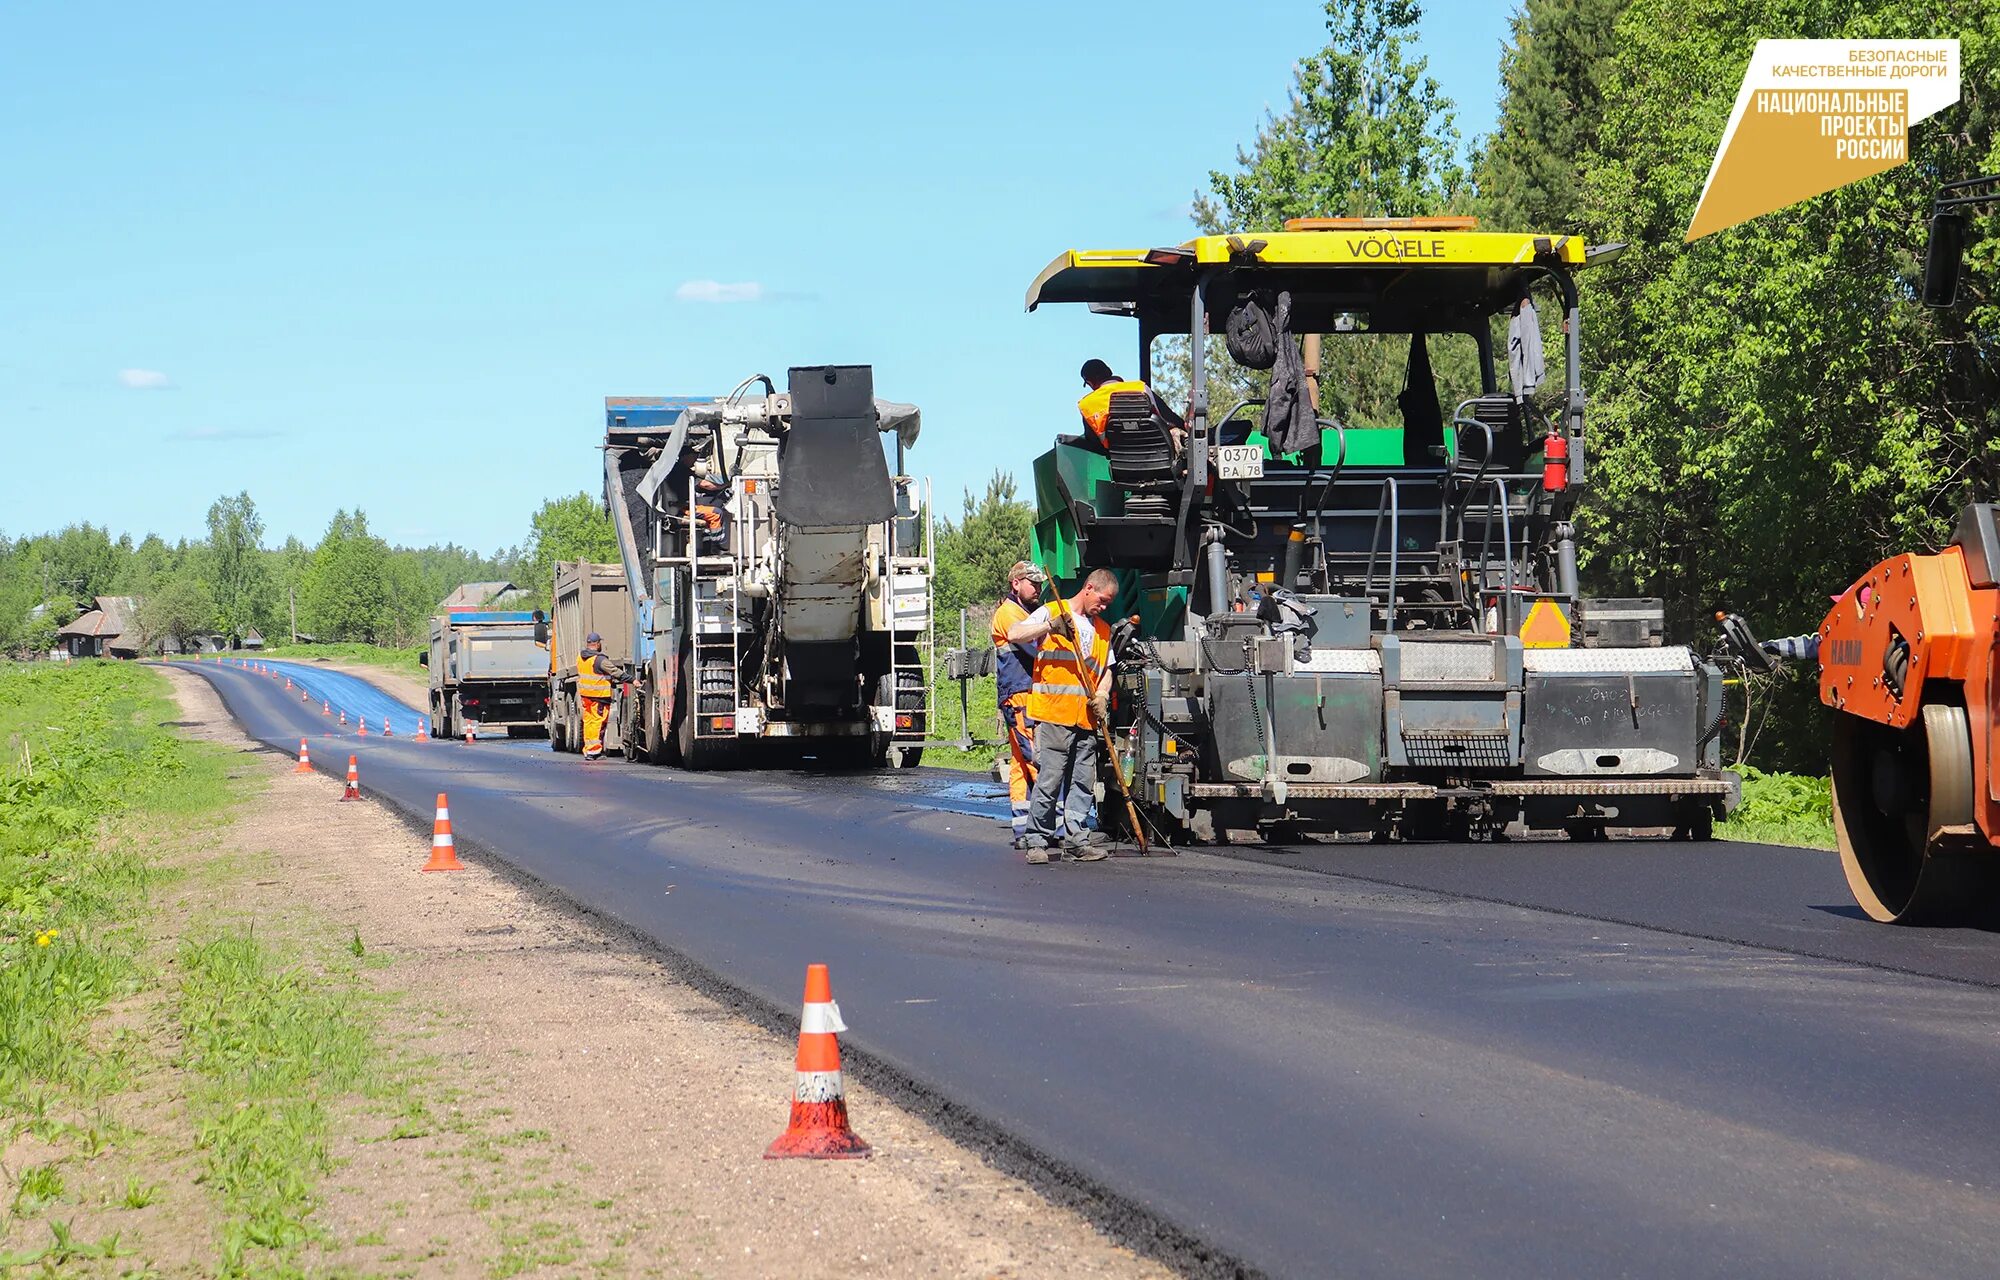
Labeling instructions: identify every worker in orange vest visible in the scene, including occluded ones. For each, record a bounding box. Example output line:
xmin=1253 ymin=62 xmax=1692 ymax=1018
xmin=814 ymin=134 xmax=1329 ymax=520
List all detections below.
xmin=1076 ymin=358 xmax=1186 ymax=452
xmin=577 ymin=632 xmax=624 ymax=762
xmin=991 ymin=560 xmax=1047 ymax=848
xmin=1005 ymin=567 xmax=1120 ymax=863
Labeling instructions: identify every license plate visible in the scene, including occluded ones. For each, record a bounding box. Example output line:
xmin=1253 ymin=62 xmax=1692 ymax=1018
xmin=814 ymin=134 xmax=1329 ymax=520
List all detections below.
xmin=1214 ymin=444 xmax=1265 ymax=479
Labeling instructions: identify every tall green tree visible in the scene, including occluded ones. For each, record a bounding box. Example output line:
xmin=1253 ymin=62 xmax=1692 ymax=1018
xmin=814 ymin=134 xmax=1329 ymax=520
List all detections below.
xmin=203 ymin=492 xmax=268 ymax=644
xmin=135 ymin=569 xmax=217 ymax=652
xmin=1190 ymin=0 xmax=1474 ymax=430
xmin=298 ymin=509 xmax=396 ymax=643
xmin=934 ymin=472 xmax=1035 ymax=621
xmin=1197 ymin=0 xmax=1466 ymax=230
xmin=1472 ymin=0 xmax=1626 ymax=234
xmin=520 ymin=494 xmax=617 ymax=602
xmin=1572 ymin=0 xmax=1999 ymax=768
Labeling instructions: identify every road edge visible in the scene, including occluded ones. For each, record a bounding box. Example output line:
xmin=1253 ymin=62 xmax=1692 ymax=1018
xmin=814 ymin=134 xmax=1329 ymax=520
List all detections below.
xmin=166 ymin=661 xmax=1263 ymax=1280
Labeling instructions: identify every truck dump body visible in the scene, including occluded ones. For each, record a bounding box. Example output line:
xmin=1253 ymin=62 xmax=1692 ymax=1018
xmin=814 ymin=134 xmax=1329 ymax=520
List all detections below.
xmin=546 ymin=561 xmax=633 ymax=754
xmin=427 ymin=610 xmax=550 ymax=738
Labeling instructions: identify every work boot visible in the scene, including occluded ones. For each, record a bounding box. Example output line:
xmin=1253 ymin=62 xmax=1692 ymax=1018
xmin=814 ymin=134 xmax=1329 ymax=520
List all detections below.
xmin=1024 ymin=848 xmax=1050 ymax=865
xmin=1062 ymin=838 xmax=1110 ymax=861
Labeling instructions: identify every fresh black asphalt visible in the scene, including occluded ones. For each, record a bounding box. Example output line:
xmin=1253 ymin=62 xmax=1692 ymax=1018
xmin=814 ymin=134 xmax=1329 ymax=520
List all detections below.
xmin=182 ymin=659 xmax=2000 ymax=1280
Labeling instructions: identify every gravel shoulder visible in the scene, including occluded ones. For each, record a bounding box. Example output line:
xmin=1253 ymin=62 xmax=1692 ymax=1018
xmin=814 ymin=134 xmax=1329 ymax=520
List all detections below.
xmin=158 ymin=666 xmax=1170 ymax=1279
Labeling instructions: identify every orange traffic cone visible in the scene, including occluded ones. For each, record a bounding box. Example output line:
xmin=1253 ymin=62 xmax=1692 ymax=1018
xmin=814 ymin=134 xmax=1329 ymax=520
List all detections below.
xmin=765 ymin=964 xmax=871 ymax=1159
xmin=414 ymin=717 xmax=427 ymax=745
xmin=382 ymin=716 xmax=393 ymax=738
xmin=357 ymin=716 xmax=369 ymax=736
xmin=323 ymin=700 xmax=331 ymax=716
xmin=339 ymin=709 xmax=348 ymax=727
xmin=294 ymin=739 xmax=313 ymax=774
xmin=285 ymin=676 xmax=292 ymax=689
xmin=463 ymin=723 xmax=474 ymax=746
xmin=340 ymin=755 xmax=360 ymax=801
xmin=422 ymin=793 xmax=464 ymax=871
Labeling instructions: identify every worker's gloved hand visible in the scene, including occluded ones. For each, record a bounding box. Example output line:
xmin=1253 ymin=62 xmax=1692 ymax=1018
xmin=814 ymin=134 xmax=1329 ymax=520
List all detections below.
xmin=1048 ymin=610 xmax=1076 ymax=641
xmin=1089 ymin=687 xmax=1111 ymax=725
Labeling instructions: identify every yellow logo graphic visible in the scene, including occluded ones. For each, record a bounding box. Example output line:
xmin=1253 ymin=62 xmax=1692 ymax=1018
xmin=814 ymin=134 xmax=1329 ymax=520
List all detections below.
xmin=1687 ymin=39 xmax=1960 ymax=241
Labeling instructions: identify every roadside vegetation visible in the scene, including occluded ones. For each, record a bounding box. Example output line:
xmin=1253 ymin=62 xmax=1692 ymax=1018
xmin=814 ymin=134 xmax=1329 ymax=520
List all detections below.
xmin=1718 ymin=768 xmax=1835 ymax=850
xmin=0 ymin=660 xmax=402 ymax=1274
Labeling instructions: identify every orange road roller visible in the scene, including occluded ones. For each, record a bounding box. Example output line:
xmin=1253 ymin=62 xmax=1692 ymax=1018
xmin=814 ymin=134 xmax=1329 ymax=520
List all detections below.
xmin=1819 ymin=503 xmax=2000 ymax=923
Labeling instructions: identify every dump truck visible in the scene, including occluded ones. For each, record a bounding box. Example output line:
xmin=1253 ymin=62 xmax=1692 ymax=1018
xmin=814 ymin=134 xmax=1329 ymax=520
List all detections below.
xmin=1023 ymin=216 xmax=1738 ymax=843
xmin=423 ymin=609 xmax=549 ymax=739
xmin=546 ymin=560 xmax=633 ymax=753
xmin=580 ymin=370 xmax=932 ymax=769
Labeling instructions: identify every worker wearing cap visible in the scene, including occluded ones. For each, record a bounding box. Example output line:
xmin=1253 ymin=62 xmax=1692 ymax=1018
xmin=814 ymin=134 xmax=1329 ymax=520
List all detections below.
xmin=577 ymin=632 xmax=624 ymax=762
xmin=991 ymin=561 xmax=1046 ymax=847
xmin=1076 ymin=358 xmax=1186 ymax=451
xmin=1007 ymin=567 xmax=1120 ymax=863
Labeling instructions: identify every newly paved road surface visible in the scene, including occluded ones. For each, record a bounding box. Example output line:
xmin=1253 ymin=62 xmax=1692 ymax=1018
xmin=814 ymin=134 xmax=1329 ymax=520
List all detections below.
xmin=183 ymin=657 xmax=2000 ymax=1279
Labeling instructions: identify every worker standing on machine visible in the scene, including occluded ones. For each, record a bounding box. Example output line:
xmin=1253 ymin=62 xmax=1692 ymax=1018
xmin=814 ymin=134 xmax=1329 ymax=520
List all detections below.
xmin=577 ymin=632 xmax=624 ymax=762
xmin=1007 ymin=567 xmax=1120 ymax=863
xmin=992 ymin=561 xmax=1046 ymax=849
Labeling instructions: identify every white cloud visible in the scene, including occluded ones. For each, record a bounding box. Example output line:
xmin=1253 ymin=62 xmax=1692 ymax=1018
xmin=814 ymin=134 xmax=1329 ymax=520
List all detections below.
xmin=117 ymin=368 xmax=172 ymax=389
xmin=675 ymin=279 xmax=765 ymax=304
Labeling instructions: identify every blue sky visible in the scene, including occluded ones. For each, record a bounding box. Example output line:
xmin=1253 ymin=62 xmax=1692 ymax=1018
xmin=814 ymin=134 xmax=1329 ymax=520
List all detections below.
xmin=1 ymin=1 xmax=1514 ymax=554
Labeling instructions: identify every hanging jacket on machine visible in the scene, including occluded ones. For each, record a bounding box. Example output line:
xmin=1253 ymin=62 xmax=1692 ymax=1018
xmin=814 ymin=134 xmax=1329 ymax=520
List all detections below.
xmin=1260 ymin=292 xmax=1319 ymax=456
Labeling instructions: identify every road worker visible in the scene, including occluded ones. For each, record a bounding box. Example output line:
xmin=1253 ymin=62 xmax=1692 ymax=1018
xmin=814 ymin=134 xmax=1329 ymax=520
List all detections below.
xmin=1076 ymin=358 xmax=1186 ymax=452
xmin=577 ymin=632 xmax=624 ymax=762
xmin=1006 ymin=566 xmax=1120 ymax=863
xmin=991 ymin=560 xmax=1046 ymax=848
xmin=670 ymin=441 xmax=731 ymax=550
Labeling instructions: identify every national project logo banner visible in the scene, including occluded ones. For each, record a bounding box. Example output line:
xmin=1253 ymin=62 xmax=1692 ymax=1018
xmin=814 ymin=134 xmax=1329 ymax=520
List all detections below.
xmin=1687 ymin=39 xmax=1961 ymax=241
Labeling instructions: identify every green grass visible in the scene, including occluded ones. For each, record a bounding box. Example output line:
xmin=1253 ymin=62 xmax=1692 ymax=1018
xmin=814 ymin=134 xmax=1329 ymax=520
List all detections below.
xmin=0 ymin=660 xmax=239 ymax=1121
xmin=0 ymin=659 xmax=409 ymax=1277
xmin=248 ymin=641 xmax=427 ymax=681
xmin=921 ymin=661 xmax=1002 ymax=773
xmin=176 ymin=928 xmax=383 ymax=1276
xmin=1720 ymin=767 xmax=1835 ymax=849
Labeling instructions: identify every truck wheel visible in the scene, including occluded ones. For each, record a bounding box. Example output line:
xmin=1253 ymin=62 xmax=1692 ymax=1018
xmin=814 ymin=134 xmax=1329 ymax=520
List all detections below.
xmin=642 ymin=686 xmax=664 ymax=763
xmin=896 ymin=747 xmax=925 ymax=769
xmin=623 ymin=691 xmax=649 ymax=763
xmin=677 ymin=661 xmax=739 ymax=771
xmin=660 ymin=674 xmax=684 ymax=766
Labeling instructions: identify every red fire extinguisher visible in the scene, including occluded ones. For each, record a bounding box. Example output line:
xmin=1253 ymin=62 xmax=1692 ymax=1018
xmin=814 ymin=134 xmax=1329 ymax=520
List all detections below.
xmin=1542 ymin=431 xmax=1569 ymax=492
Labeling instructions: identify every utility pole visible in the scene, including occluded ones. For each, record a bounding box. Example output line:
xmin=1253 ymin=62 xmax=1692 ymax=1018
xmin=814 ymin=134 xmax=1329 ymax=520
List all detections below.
xmin=290 ymin=586 xmax=298 ymax=644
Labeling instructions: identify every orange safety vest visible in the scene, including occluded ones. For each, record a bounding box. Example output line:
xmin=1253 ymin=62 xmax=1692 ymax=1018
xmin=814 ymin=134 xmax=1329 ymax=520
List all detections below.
xmin=577 ymin=652 xmax=613 ymax=700
xmin=1025 ymin=603 xmax=1111 ymax=729
xmin=991 ymin=598 xmax=1037 ymax=708
xmin=695 ymin=504 xmax=723 ymax=532
xmin=1076 ymin=379 xmax=1152 ymax=440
